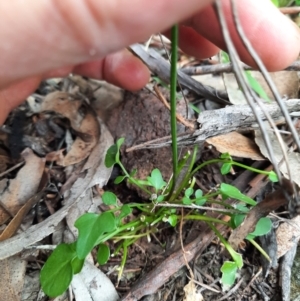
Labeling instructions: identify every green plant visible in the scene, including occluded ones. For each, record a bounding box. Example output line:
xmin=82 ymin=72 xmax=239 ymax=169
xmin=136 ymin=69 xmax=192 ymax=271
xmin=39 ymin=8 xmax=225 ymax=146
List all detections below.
xmin=40 ymin=25 xmax=277 ymax=296
xmin=40 ymin=138 xmax=275 ymax=296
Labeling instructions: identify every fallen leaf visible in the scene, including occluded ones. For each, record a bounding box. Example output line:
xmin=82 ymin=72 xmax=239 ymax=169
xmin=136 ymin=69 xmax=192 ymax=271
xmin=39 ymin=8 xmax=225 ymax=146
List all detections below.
xmin=41 ymin=91 xmax=100 ymax=166
xmin=206 ymin=131 xmax=264 ymax=160
xmin=0 ymin=121 xmax=113 ymax=260
xmin=255 ymin=128 xmax=300 ymax=187
xmin=71 ymin=260 xmax=119 ymax=301
xmin=0 ymin=148 xmax=45 ymax=225
xmin=183 ymin=280 xmax=203 ymax=301
xmin=276 ymin=215 xmax=300 ymax=258
xmin=0 ymin=189 xmax=45 ymax=241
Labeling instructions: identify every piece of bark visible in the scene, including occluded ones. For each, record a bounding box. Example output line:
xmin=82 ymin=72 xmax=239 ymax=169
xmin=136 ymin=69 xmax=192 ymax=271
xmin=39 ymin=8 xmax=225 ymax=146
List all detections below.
xmin=228 ymin=178 xmax=294 ymax=250
xmin=129 ymin=98 xmax=300 ymax=149
xmin=129 ymin=44 xmax=229 ymax=104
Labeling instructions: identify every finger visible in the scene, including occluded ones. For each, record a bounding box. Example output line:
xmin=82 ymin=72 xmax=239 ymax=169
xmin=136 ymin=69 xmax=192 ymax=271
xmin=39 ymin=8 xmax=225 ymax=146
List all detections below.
xmin=0 ymin=0 xmax=213 ymax=87
xmin=164 ymin=26 xmax=220 ymax=59
xmin=186 ymin=0 xmax=300 ymax=71
xmin=73 ymin=50 xmax=150 ymax=91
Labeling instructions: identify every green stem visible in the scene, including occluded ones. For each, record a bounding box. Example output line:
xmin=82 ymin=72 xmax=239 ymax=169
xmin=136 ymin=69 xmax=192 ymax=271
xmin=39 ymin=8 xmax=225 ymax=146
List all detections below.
xmin=170 ymin=24 xmax=179 ymax=184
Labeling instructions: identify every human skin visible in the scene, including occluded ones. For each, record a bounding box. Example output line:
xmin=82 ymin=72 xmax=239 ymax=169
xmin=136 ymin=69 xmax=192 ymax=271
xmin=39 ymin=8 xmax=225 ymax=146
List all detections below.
xmin=0 ymin=0 xmax=299 ymax=124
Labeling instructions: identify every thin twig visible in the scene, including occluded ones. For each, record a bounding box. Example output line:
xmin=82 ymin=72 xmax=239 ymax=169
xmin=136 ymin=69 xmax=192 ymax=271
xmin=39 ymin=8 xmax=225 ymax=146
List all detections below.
xmin=153 ymin=85 xmax=195 ymax=130
xmin=181 ymin=60 xmax=300 ymax=76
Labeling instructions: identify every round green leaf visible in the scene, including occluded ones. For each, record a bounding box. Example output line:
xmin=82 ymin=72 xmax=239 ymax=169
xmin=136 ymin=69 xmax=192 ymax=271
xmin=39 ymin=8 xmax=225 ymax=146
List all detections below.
xmin=195 ymin=189 xmax=203 ymax=199
xmin=167 ymin=214 xmax=178 ymax=227
xmin=247 ymin=217 xmax=272 ymax=239
xmin=221 ymin=163 xmax=232 ymax=175
xmin=97 ymin=244 xmax=110 ymax=265
xmin=102 ymin=191 xmax=117 ymax=206
xmin=185 ymin=187 xmax=194 ymax=198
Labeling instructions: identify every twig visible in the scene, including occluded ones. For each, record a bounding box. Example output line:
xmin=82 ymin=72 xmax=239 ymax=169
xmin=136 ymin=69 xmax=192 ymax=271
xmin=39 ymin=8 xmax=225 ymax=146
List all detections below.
xmin=153 ymin=85 xmax=195 ymax=130
xmin=181 ymin=60 xmax=300 ymax=76
xmin=280 ymin=6 xmax=300 ymax=14
xmin=154 ymin=203 xmax=239 ymax=214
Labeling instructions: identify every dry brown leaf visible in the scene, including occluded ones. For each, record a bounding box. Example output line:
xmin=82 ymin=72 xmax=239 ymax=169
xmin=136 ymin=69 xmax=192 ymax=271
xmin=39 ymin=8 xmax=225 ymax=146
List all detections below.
xmin=183 ymin=281 xmax=203 ymax=301
xmin=206 ymin=131 xmax=264 ymax=160
xmin=41 ymin=91 xmax=100 ymax=166
xmin=0 ymin=148 xmax=45 ymax=225
xmin=0 ymin=190 xmax=45 ymax=241
xmin=0 ymin=256 xmax=26 ymax=301
xmin=276 ymin=215 xmax=300 ymax=258
xmin=0 ymin=121 xmax=112 ymax=260
xmin=255 ymin=128 xmax=300 ymax=187
xmin=223 ymin=71 xmax=299 ymax=105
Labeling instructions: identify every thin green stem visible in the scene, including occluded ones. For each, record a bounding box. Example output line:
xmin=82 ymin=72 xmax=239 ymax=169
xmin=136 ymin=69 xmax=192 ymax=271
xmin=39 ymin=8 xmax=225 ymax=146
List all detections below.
xmin=170 ymin=24 xmax=179 ymax=183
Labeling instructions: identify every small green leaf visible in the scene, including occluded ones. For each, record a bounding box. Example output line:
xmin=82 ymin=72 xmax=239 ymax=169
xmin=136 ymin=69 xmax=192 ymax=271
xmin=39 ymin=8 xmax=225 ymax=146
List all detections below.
xmin=185 ymin=187 xmax=194 ymax=198
xmin=105 ymin=145 xmax=118 ymax=168
xmin=102 ymin=191 xmax=117 ymax=206
xmin=167 ymin=215 xmax=178 ymax=227
xmin=97 ymin=244 xmax=110 ymax=265
xmin=245 ymin=71 xmax=270 ymax=102
xmin=195 ymin=198 xmax=207 ymax=206
xmin=188 ymin=103 xmax=200 ymax=114
xmin=114 ymin=175 xmax=127 ymax=184
xmin=40 ymin=243 xmax=76 ymax=297
xmin=156 ymin=195 xmax=165 ymax=202
xmin=105 ymin=138 xmax=124 ymax=167
xmin=221 ymin=261 xmax=238 ymax=291
xmin=220 ymin=152 xmax=231 ymax=160
xmin=220 ymin=183 xmax=256 ymax=206
xmin=246 ymin=217 xmax=272 ymax=240
xmin=195 ymin=189 xmax=203 ymax=199
xmin=119 ymin=204 xmax=132 ymax=220
xmin=147 ymin=169 xmax=167 ymax=192
xmin=75 ymin=212 xmax=116 ymax=259
xmin=71 ymin=256 xmax=85 ymax=274
xmin=221 ymin=163 xmax=232 ymax=175
xmin=268 ymin=171 xmax=278 ymax=182
xmin=231 ymin=214 xmax=246 ymax=229
xmin=182 ymin=196 xmax=192 ymax=205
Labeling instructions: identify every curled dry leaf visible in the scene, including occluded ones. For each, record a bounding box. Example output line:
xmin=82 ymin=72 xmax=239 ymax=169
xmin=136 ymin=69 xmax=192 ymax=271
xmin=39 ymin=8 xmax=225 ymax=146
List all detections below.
xmin=0 ymin=148 xmax=45 ymax=225
xmin=41 ymin=91 xmax=100 ymax=166
xmin=206 ymin=131 xmax=264 ymax=160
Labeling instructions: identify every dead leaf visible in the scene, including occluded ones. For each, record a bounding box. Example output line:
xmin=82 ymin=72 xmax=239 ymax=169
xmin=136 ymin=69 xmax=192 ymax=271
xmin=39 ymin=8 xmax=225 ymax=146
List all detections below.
xmin=276 ymin=215 xmax=300 ymax=258
xmin=0 ymin=121 xmax=113 ymax=260
xmin=183 ymin=281 xmax=203 ymax=301
xmin=223 ymin=71 xmax=299 ymax=105
xmin=71 ymin=260 xmax=119 ymax=301
xmin=41 ymin=91 xmax=100 ymax=166
xmin=0 ymin=190 xmax=45 ymax=241
xmin=0 ymin=256 xmax=26 ymax=301
xmin=0 ymin=148 xmax=45 ymax=225
xmin=206 ymin=131 xmax=264 ymax=160
xmin=255 ymin=128 xmax=300 ymax=188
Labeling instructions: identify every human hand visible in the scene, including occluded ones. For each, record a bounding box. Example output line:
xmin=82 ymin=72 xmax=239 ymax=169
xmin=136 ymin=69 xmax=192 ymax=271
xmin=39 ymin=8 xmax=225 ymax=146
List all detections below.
xmin=0 ymin=0 xmax=299 ymax=124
